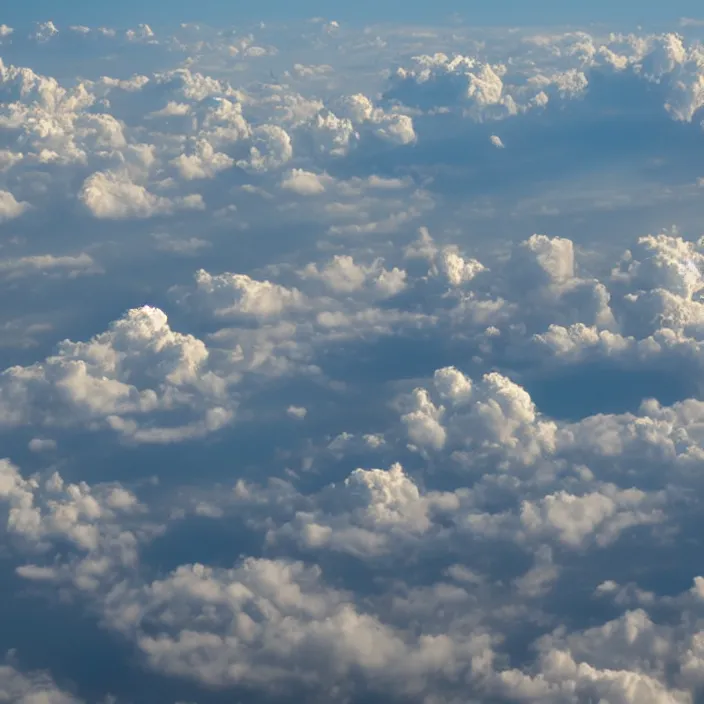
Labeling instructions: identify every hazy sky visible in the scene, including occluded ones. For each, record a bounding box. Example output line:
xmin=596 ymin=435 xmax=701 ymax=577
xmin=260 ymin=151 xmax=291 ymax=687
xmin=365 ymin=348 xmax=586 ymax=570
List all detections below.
xmin=6 ymin=0 xmax=704 ymax=27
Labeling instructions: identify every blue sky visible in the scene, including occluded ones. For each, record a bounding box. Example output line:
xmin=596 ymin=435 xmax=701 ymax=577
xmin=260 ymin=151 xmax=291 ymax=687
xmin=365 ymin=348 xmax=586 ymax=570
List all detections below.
xmin=5 ymin=0 xmax=704 ymax=27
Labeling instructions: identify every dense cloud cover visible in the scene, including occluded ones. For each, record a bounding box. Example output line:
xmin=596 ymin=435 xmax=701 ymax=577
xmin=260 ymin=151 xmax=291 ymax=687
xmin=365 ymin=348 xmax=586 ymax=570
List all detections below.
xmin=4 ymin=13 xmax=704 ymax=704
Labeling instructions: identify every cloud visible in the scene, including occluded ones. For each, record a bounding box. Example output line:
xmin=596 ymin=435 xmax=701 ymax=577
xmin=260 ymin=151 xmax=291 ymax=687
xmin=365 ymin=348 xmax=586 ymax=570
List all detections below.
xmin=335 ymin=93 xmax=417 ymax=145
xmin=170 ymin=139 xmax=234 ymax=180
xmin=384 ymin=53 xmax=527 ymax=117
xmin=520 ymin=486 xmax=665 ymax=548
xmin=280 ymin=168 xmax=331 ymax=195
xmin=301 ymin=254 xmax=407 ymax=297
xmin=238 ymin=125 xmax=293 ymax=172
xmin=1 ymin=457 xmax=135 ymax=542
xmin=172 ymin=270 xmax=309 ymax=320
xmin=125 ymin=24 xmax=156 ymax=43
xmin=28 ymin=437 xmax=57 ymax=452
xmin=80 ymin=171 xmax=205 ymax=219
xmin=268 ymin=462 xmax=436 ymax=558
xmin=292 ymin=63 xmax=333 ymax=78
xmin=496 ymin=645 xmax=690 ymax=703
xmin=0 ymin=662 xmax=83 ymax=703
xmin=0 ymin=190 xmax=29 ymax=222
xmin=0 ymin=457 xmax=155 ymax=600
xmin=151 ymin=232 xmax=211 ymax=255
xmin=0 ymin=306 xmax=233 ymax=442
xmin=98 ymin=556 xmax=495 ymax=698
xmin=378 ymin=30 xmax=704 ymax=129
xmin=32 ymin=21 xmax=59 ymax=43
xmin=0 ymin=253 xmax=101 ymax=280
xmin=401 ymin=367 xmax=558 ymax=464
xmin=405 ymin=227 xmax=487 ymax=287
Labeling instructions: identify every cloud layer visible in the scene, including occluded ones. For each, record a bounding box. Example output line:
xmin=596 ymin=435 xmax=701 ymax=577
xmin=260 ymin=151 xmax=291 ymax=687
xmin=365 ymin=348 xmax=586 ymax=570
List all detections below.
xmin=3 ymin=15 xmax=704 ymax=704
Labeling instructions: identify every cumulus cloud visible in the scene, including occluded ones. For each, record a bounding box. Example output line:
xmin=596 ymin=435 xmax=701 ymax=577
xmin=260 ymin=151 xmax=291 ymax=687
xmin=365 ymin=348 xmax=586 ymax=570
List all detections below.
xmin=170 ymin=139 xmax=234 ymax=180
xmin=172 ymin=269 xmax=309 ymax=319
xmin=401 ymin=367 xmax=558 ymax=464
xmin=28 ymin=437 xmax=57 ymax=452
xmin=97 ymin=556 xmax=496 ymax=698
xmin=0 ymin=190 xmax=29 ymax=222
xmin=0 ymin=662 xmax=83 ymax=703
xmin=0 ymin=458 xmax=142 ymax=565
xmin=238 ymin=124 xmax=293 ymax=172
xmin=301 ymin=254 xmax=407 ymax=297
xmin=378 ymin=30 xmax=704 ymax=128
xmin=280 ymin=168 xmax=331 ymax=195
xmin=0 ymin=306 xmax=233 ymax=442
xmin=405 ymin=227 xmax=486 ymax=287
xmin=80 ymin=171 xmax=205 ymax=219
xmin=519 ymin=486 xmax=665 ymax=548
xmin=385 ymin=53 xmax=525 ymax=118
xmin=32 ymin=21 xmax=59 ymax=43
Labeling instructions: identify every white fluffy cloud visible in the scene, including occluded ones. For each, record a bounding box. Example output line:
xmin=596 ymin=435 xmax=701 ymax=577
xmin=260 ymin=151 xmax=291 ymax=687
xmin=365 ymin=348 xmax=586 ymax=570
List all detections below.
xmin=170 ymin=139 xmax=234 ymax=180
xmin=0 ymin=190 xmax=29 ymax=222
xmin=0 ymin=458 xmax=145 ymax=590
xmin=301 ymin=254 xmax=407 ymax=297
xmin=95 ymin=555 xmax=496 ymax=699
xmin=0 ymin=306 xmax=233 ymax=442
xmin=402 ymin=367 xmax=558 ymax=464
xmin=172 ymin=269 xmax=309 ymax=319
xmin=80 ymin=171 xmax=205 ymax=219
xmin=238 ymin=124 xmax=293 ymax=172
xmin=280 ymin=168 xmax=330 ymax=195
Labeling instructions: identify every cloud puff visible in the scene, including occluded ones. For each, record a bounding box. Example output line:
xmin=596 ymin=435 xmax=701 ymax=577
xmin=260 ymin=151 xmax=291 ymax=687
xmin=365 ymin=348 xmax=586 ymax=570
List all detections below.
xmin=0 ymin=662 xmax=83 ymax=703
xmin=280 ymin=168 xmax=331 ymax=195
xmin=173 ymin=270 xmax=309 ymax=320
xmin=32 ymin=21 xmax=59 ymax=43
xmin=98 ymin=556 xmax=496 ymax=699
xmin=379 ymin=30 xmax=704 ymax=128
xmin=301 ymin=254 xmax=407 ymax=297
xmin=526 ymin=231 xmax=704 ymax=376
xmin=335 ymin=93 xmax=417 ymax=145
xmin=519 ymin=486 xmax=665 ymax=548
xmin=406 ymin=227 xmax=487 ymax=287
xmin=0 ymin=306 xmax=233 ymax=442
xmin=170 ymin=139 xmax=234 ymax=180
xmin=384 ymin=52 xmax=551 ymax=118
xmin=238 ymin=124 xmax=293 ymax=172
xmin=0 ymin=190 xmax=29 ymax=222
xmin=401 ymin=367 xmax=558 ymax=466
xmin=80 ymin=171 xmax=204 ymax=219
xmin=0 ymin=458 xmax=143 ymax=578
